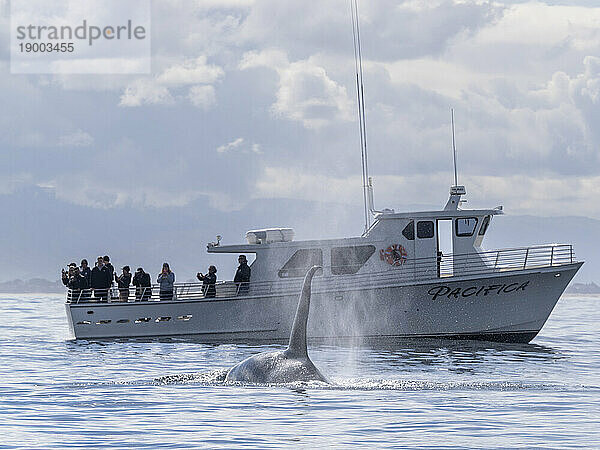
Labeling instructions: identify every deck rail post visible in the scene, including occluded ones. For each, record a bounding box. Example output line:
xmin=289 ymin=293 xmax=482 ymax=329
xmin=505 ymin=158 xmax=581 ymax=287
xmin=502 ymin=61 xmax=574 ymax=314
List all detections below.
xmin=550 ymin=245 xmax=554 ymax=266
xmin=570 ymin=245 xmax=573 ymax=263
xmin=523 ymin=248 xmax=529 ymax=269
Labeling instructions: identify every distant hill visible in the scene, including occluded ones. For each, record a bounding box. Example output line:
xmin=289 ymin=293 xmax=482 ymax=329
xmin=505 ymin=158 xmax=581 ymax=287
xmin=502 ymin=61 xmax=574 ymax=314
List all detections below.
xmin=565 ymin=282 xmax=600 ymax=294
xmin=0 ymin=278 xmax=63 ymax=293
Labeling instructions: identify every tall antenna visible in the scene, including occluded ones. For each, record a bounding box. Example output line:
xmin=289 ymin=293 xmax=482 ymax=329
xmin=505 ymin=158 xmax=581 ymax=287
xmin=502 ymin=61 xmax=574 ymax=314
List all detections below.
xmin=350 ymin=0 xmax=370 ymax=233
xmin=451 ymin=108 xmax=458 ymax=186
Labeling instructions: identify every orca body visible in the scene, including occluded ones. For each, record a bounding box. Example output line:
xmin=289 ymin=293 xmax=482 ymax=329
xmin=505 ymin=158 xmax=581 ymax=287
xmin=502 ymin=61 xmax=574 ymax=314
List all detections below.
xmin=225 ymin=266 xmax=328 ymax=384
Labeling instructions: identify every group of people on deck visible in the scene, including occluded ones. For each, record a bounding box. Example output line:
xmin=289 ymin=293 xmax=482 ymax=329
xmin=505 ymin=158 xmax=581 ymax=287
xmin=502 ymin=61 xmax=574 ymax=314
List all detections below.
xmin=61 ymin=254 xmax=251 ymax=302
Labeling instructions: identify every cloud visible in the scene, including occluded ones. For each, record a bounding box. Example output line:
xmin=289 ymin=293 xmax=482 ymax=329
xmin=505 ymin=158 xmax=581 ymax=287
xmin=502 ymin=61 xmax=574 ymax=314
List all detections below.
xmin=119 ymin=79 xmax=174 ymax=106
xmin=4 ymin=0 xmax=600 ymax=224
xmin=188 ymin=85 xmax=217 ymax=110
xmin=241 ymin=49 xmax=353 ymax=129
xmin=120 ymin=56 xmax=223 ymax=108
xmin=58 ymin=130 xmax=94 ymax=148
xmin=194 ymin=0 xmax=255 ymax=9
xmin=236 ymin=0 xmax=502 ymax=62
xmin=50 ymin=175 xmax=205 ymax=209
xmin=217 ymin=137 xmax=262 ymax=154
xmin=473 ymin=2 xmax=600 ymax=50
xmin=0 ymin=173 xmax=33 ymax=195
xmin=254 ymin=166 xmax=600 ymax=219
xmin=217 ymin=137 xmax=244 ymax=153
xmin=157 ymin=56 xmax=224 ymax=86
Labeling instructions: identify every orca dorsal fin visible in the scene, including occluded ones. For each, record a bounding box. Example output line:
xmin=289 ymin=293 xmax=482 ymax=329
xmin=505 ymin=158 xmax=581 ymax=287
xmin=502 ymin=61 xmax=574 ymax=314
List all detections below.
xmin=285 ymin=265 xmax=321 ymax=358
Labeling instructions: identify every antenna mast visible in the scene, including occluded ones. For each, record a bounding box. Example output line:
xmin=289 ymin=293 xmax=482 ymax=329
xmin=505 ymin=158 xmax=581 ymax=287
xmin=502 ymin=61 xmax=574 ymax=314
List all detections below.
xmin=350 ymin=0 xmax=370 ymax=233
xmin=451 ymin=108 xmax=458 ymax=186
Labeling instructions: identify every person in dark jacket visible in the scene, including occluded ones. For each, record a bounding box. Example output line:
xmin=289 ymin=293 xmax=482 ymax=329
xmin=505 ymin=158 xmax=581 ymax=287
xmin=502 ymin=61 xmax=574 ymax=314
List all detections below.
xmin=103 ymin=255 xmax=115 ymax=282
xmin=61 ymin=262 xmax=77 ymax=285
xmin=157 ymin=262 xmax=175 ymax=301
xmin=115 ymin=266 xmax=132 ymax=302
xmin=62 ymin=265 xmax=89 ymax=302
xmin=234 ymin=255 xmax=251 ymax=295
xmin=91 ymin=256 xmax=111 ymax=301
xmin=133 ymin=267 xmax=152 ymax=301
xmin=80 ymin=259 xmax=91 ymax=286
xmin=61 ymin=263 xmax=74 ymax=287
xmin=197 ymin=265 xmax=217 ymax=298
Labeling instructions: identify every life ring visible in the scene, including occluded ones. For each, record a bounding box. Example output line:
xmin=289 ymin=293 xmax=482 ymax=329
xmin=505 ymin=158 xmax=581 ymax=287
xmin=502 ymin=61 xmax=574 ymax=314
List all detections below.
xmin=380 ymin=244 xmax=407 ymax=266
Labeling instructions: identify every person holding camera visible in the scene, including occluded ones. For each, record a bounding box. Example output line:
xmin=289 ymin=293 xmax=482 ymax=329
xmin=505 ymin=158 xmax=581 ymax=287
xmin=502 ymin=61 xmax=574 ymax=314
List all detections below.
xmin=115 ymin=266 xmax=132 ymax=302
xmin=62 ymin=263 xmax=89 ymax=302
xmin=197 ymin=265 xmax=217 ymax=298
xmin=157 ymin=262 xmax=175 ymax=301
xmin=61 ymin=263 xmax=76 ymax=286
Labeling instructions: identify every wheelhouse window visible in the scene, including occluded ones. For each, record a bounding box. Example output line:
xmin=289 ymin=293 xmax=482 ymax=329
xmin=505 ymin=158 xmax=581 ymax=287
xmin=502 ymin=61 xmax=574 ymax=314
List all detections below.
xmin=278 ymin=249 xmax=323 ymax=278
xmin=416 ymin=221 xmax=434 ymax=239
xmin=402 ymin=221 xmax=415 ymax=240
xmin=479 ymin=215 xmax=491 ymax=236
xmin=455 ymin=217 xmax=479 ymax=237
xmin=331 ymin=245 xmax=376 ymax=275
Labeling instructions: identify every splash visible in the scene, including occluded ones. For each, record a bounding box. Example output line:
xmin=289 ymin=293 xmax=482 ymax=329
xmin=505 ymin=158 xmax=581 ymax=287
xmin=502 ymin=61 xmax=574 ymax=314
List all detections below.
xmin=69 ymin=371 xmax=597 ymax=392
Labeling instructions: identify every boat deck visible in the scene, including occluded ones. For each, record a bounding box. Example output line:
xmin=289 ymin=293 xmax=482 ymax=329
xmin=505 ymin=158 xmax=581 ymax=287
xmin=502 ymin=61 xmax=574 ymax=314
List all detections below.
xmin=66 ymin=244 xmax=576 ymax=304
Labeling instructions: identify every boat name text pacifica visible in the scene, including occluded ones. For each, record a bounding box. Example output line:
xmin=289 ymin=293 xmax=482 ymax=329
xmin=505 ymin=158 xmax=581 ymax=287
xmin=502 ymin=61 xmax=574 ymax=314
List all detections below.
xmin=428 ymin=281 xmax=530 ymax=300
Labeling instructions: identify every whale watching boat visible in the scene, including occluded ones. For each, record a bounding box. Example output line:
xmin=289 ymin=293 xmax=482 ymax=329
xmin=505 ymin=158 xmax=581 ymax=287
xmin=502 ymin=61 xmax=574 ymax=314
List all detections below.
xmin=65 ymin=185 xmax=582 ymax=342
xmin=64 ymin=4 xmax=582 ymax=342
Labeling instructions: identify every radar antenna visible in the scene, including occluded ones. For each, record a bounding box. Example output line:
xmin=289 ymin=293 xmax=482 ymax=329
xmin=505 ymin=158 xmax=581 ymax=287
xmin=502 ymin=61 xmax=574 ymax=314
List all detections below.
xmin=444 ymin=108 xmax=466 ymax=211
xmin=451 ymin=108 xmax=458 ymax=187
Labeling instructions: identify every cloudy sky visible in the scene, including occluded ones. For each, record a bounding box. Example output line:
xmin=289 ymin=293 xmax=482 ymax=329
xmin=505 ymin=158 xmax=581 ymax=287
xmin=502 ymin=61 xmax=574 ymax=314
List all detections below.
xmin=1 ymin=0 xmax=599 ymax=280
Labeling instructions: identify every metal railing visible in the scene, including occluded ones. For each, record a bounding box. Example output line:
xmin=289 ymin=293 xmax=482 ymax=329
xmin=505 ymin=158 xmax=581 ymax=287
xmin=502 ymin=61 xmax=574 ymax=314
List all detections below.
xmin=66 ymin=243 xmax=576 ymax=304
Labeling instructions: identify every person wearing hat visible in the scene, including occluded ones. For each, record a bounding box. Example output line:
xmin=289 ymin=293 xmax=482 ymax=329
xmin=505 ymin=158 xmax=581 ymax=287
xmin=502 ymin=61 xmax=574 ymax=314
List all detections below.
xmin=133 ymin=267 xmax=152 ymax=301
xmin=115 ymin=266 xmax=132 ymax=302
xmin=234 ymin=255 xmax=251 ymax=295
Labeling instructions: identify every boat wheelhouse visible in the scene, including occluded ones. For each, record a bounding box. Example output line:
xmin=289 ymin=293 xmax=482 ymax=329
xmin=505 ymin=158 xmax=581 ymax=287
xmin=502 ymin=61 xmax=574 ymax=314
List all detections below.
xmin=65 ymin=185 xmax=582 ymax=342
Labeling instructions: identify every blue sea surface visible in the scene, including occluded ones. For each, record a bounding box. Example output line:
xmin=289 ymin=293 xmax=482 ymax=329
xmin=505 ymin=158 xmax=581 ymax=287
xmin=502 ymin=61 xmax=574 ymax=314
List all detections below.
xmin=0 ymin=294 xmax=599 ymax=448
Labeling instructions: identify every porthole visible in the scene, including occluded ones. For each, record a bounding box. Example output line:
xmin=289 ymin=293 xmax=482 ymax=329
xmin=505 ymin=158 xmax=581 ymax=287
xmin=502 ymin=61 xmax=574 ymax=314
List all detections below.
xmin=117 ymin=319 xmax=130 ymax=323
xmin=155 ymin=316 xmax=171 ymax=322
xmin=87 ymin=311 xmax=94 ymax=315
xmin=96 ymin=320 xmax=111 ymax=325
xmin=177 ymin=314 xmax=192 ymax=321
xmin=135 ymin=317 xmax=151 ymax=323
xmin=76 ymin=320 xmax=91 ymax=325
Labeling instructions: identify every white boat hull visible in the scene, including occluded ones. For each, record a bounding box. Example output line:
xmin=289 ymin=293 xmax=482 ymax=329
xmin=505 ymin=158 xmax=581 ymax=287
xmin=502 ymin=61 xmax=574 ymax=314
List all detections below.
xmin=66 ymin=263 xmax=581 ymax=343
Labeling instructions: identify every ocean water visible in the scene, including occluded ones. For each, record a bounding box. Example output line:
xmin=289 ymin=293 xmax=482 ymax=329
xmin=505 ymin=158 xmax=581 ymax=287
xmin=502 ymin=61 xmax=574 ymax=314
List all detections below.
xmin=0 ymin=294 xmax=599 ymax=448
